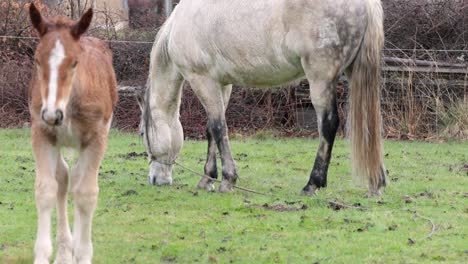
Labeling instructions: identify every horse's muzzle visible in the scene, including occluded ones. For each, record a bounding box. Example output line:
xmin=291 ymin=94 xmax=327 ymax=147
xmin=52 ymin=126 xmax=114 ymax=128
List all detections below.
xmin=41 ymin=108 xmax=64 ymax=126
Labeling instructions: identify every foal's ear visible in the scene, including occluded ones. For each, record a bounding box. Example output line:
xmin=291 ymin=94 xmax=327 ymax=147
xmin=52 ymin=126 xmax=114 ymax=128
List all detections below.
xmin=71 ymin=8 xmax=93 ymax=40
xmin=29 ymin=3 xmax=48 ymax=37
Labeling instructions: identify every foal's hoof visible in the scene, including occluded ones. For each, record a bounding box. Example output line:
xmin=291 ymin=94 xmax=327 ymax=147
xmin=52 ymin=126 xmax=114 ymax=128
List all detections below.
xmin=54 ymin=239 xmax=72 ymax=264
xmin=301 ymin=185 xmax=318 ymax=196
xmin=73 ymin=258 xmax=91 ymax=264
xmin=219 ymin=180 xmax=234 ymax=193
xmin=34 ymin=259 xmax=49 ymax=264
xmin=54 ymin=253 xmax=72 ymax=264
xmin=197 ymin=178 xmax=215 ymax=192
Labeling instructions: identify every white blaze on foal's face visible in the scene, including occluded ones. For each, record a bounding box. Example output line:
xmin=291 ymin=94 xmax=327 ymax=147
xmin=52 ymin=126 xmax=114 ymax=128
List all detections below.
xmin=37 ymin=37 xmax=78 ymax=126
xmin=44 ymin=40 xmax=65 ymax=124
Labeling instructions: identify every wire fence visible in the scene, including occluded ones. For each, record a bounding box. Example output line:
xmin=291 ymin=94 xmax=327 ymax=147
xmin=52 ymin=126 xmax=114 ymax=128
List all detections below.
xmin=1 ymin=36 xmax=467 ymax=140
xmin=1 ymin=0 xmax=467 ymax=139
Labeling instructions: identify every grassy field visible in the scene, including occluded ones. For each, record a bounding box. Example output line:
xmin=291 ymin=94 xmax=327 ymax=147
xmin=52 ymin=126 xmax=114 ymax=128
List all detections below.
xmin=0 ymin=129 xmax=467 ymax=263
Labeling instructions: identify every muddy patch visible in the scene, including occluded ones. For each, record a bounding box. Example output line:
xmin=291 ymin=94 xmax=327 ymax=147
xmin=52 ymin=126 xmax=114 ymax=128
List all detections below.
xmin=416 ymin=191 xmax=435 ymax=199
xmin=356 ymin=222 xmax=374 ymax=232
xmin=122 ymin=189 xmax=138 ymax=196
xmin=328 ymin=201 xmax=364 ymax=211
xmin=117 ymin=152 xmax=147 ymax=160
xmin=235 ymin=153 xmax=248 ymax=161
xmin=261 ymin=203 xmax=308 ymax=212
xmin=15 ymin=156 xmax=32 ymax=163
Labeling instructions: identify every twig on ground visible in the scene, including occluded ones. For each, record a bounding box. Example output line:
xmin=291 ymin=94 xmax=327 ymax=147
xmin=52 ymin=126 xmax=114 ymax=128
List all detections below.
xmin=410 ymin=210 xmax=437 ymax=240
xmin=175 ymin=161 xmax=274 ymax=197
xmin=175 ymin=161 xmax=371 ymax=211
xmin=328 ymin=200 xmax=368 ymax=211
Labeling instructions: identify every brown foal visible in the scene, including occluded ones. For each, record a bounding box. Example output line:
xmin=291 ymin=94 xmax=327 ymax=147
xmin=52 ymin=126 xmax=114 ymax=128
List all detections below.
xmin=29 ymin=4 xmax=117 ymax=264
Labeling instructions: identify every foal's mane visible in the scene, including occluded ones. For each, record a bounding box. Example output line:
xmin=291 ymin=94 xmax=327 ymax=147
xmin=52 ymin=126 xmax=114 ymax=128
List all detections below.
xmin=44 ymin=16 xmax=75 ymax=29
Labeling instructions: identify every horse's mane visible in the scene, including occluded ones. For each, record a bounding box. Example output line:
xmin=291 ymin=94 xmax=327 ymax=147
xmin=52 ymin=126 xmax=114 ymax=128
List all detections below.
xmin=143 ymin=23 xmax=171 ymax=158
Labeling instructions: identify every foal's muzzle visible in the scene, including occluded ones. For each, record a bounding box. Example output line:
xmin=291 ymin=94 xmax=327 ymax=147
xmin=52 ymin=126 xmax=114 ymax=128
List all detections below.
xmin=41 ymin=108 xmax=64 ymax=126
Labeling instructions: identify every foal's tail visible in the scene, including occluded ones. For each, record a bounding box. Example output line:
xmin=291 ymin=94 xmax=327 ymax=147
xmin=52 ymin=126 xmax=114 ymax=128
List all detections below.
xmin=348 ymin=0 xmax=385 ymax=193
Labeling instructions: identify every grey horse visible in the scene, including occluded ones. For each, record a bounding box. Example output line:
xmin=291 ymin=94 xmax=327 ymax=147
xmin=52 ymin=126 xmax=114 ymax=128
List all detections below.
xmin=141 ymin=0 xmax=387 ymax=196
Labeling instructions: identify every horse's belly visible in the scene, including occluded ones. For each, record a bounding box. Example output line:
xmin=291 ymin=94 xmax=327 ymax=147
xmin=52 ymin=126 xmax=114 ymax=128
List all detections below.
xmin=219 ymin=64 xmax=305 ymax=87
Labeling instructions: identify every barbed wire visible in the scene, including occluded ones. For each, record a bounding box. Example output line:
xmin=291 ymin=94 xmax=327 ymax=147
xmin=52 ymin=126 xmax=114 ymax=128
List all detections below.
xmin=1 ymin=35 xmax=466 ymax=52
xmin=0 ymin=35 xmax=154 ymax=44
xmin=384 ymin=48 xmax=467 ymax=53
xmin=1 ymin=34 xmax=467 ymax=139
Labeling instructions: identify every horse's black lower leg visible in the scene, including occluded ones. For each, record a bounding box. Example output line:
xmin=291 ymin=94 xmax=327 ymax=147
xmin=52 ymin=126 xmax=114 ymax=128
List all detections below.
xmin=197 ymin=125 xmax=218 ymax=191
xmin=302 ymin=97 xmax=339 ymax=195
xmin=208 ymin=118 xmax=238 ymax=192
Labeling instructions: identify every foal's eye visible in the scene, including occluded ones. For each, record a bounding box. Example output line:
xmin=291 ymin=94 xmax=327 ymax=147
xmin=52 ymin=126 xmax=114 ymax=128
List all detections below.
xmin=71 ymin=61 xmax=78 ymax=69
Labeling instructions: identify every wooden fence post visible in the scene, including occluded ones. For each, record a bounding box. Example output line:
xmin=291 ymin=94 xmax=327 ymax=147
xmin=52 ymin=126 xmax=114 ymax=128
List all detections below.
xmin=164 ymin=0 xmax=173 ymax=17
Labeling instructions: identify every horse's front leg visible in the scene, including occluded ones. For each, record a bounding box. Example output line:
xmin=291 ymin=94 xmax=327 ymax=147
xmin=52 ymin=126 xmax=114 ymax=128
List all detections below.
xmin=32 ymin=130 xmax=59 ymax=264
xmin=190 ymin=77 xmax=237 ymax=192
xmin=302 ymin=80 xmax=339 ymax=196
xmin=197 ymin=126 xmax=218 ymax=191
xmin=54 ymin=156 xmax=72 ymax=264
xmin=197 ymin=85 xmax=232 ymax=191
xmin=70 ymin=140 xmax=106 ymax=264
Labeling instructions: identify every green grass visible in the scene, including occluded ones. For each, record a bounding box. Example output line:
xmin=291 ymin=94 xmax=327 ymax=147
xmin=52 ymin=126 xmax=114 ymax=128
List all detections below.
xmin=0 ymin=129 xmax=467 ymax=263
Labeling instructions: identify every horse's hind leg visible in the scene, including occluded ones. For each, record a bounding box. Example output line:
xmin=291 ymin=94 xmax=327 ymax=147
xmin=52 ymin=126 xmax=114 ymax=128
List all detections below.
xmin=190 ymin=77 xmax=237 ymax=192
xmin=301 ymin=78 xmax=340 ymax=196
xmin=55 ymin=156 xmax=72 ymax=263
xmin=198 ymin=84 xmax=232 ymax=191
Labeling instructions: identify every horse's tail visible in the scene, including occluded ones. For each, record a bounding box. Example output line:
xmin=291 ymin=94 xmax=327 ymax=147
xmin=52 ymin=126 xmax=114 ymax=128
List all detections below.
xmin=348 ymin=0 xmax=385 ymax=193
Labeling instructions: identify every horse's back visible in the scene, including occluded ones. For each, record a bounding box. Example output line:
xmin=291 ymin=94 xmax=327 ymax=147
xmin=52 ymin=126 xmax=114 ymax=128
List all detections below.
xmin=165 ymin=0 xmax=369 ymax=85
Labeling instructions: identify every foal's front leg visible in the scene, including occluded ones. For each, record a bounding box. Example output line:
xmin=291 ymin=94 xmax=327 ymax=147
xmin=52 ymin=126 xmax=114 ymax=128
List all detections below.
xmin=32 ymin=133 xmax=59 ymax=264
xmin=70 ymin=141 xmax=106 ymax=264
xmin=54 ymin=156 xmax=72 ymax=264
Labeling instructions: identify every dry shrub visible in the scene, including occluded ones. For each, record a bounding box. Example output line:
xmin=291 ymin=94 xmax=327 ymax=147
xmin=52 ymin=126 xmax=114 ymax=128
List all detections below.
xmin=0 ymin=39 xmax=35 ymax=128
xmin=383 ymin=70 xmax=432 ymax=139
xmin=384 ymin=0 xmax=468 ymax=50
xmin=437 ymin=98 xmax=468 ymax=139
xmin=1 ymin=0 xmax=467 ymax=140
xmin=178 ymin=85 xmax=298 ymax=139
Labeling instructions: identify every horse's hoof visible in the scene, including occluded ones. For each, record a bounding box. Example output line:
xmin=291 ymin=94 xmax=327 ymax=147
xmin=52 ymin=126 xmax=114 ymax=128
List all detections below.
xmin=301 ymin=185 xmax=318 ymax=196
xmin=149 ymin=176 xmax=172 ymax=185
xmin=366 ymin=188 xmax=383 ymax=198
xmin=149 ymin=176 xmax=156 ymax=185
xmin=197 ymin=178 xmax=215 ymax=192
xmin=156 ymin=177 xmax=173 ymax=185
xmin=219 ymin=180 xmax=234 ymax=193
